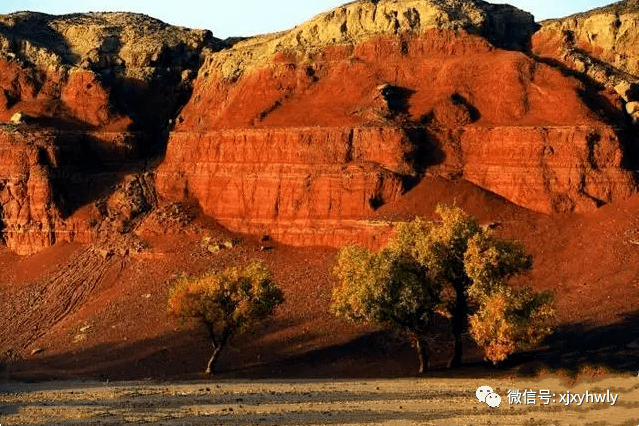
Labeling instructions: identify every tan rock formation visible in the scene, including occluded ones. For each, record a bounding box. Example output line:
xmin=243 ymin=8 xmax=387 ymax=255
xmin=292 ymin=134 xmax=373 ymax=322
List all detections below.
xmin=0 ymin=11 xmax=221 ymax=132
xmin=532 ymin=1 xmax=639 ymax=94
xmin=209 ymin=0 xmax=535 ymax=82
xmin=0 ymin=12 xmax=215 ymax=73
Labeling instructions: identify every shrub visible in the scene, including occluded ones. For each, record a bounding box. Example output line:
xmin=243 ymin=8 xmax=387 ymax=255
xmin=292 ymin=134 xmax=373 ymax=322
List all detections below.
xmin=469 ymin=287 xmax=555 ymax=364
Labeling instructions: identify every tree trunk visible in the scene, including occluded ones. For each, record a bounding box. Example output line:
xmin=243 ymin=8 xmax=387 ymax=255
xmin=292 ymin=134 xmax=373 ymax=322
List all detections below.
xmin=206 ymin=344 xmax=224 ymax=375
xmin=411 ymin=332 xmax=429 ymax=375
xmin=205 ymin=326 xmax=231 ymax=375
xmin=449 ymin=334 xmax=462 ymax=368
xmin=448 ymin=284 xmax=467 ymax=368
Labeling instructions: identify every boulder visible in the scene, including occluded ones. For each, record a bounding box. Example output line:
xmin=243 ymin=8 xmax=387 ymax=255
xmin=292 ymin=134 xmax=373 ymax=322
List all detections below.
xmin=614 ymin=81 xmax=638 ymax=101
xmin=9 ymin=111 xmax=26 ymax=124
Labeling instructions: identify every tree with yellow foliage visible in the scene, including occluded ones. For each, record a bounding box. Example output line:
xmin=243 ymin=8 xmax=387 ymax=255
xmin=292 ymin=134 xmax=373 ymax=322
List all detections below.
xmin=332 ymin=205 xmax=555 ymax=371
xmin=332 ymin=245 xmax=443 ymax=373
xmin=168 ymin=261 xmax=284 ymax=374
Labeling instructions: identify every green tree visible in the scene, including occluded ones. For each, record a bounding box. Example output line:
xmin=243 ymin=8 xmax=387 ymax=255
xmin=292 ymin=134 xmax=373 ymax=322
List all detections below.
xmin=389 ymin=206 xmax=484 ymax=367
xmin=332 ymin=245 xmax=443 ymax=374
xmin=168 ymin=261 xmax=284 ymax=374
xmin=332 ymin=204 xmax=555 ymax=370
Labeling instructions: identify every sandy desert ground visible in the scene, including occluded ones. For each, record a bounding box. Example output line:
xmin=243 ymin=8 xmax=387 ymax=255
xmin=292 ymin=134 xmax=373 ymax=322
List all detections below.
xmin=1 ymin=375 xmax=639 ymax=425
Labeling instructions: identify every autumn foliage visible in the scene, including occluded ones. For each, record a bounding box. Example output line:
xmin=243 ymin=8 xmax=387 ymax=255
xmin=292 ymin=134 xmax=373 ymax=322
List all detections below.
xmin=331 ymin=205 xmax=556 ymax=371
xmin=332 ymin=245 xmax=442 ymax=373
xmin=168 ymin=261 xmax=284 ymax=374
xmin=469 ymin=287 xmax=555 ymax=364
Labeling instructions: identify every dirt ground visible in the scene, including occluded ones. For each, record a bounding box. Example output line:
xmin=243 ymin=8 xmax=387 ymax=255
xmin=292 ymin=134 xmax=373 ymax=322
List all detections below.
xmin=1 ymin=375 xmax=639 ymax=425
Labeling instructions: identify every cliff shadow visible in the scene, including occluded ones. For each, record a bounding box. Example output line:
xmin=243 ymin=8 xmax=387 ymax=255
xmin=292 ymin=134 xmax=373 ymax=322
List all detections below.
xmin=48 ymin=39 xmax=208 ymax=217
xmin=480 ymin=18 xmax=540 ymax=53
xmin=379 ymin=84 xmax=447 ymax=183
xmin=400 ymin=93 xmax=481 ymax=188
xmin=380 ymin=84 xmax=415 ymax=117
xmin=402 ymin=123 xmax=447 ymax=188
xmin=4 ymin=310 xmax=639 ymax=381
xmin=46 ymin=131 xmax=155 ymax=219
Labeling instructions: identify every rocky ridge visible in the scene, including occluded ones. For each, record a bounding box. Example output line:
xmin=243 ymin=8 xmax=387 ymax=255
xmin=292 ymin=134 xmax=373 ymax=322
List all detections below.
xmin=210 ymin=0 xmax=536 ymax=82
xmin=0 ymin=11 xmax=220 ymax=130
xmin=0 ymin=12 xmax=222 ymax=253
xmin=1 ymin=0 xmax=639 ymax=254
xmin=532 ymin=1 xmax=639 ymax=123
xmin=533 ymin=0 xmax=639 ymax=77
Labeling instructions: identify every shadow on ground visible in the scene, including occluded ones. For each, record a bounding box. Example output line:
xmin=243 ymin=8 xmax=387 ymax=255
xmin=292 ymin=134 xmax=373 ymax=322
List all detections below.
xmin=500 ymin=310 xmax=639 ymax=375
xmin=3 ymin=310 xmax=639 ymax=382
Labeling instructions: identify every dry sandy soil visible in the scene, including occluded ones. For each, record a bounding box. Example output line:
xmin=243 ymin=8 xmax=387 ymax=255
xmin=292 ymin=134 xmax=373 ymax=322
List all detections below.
xmin=1 ymin=375 xmax=639 ymax=425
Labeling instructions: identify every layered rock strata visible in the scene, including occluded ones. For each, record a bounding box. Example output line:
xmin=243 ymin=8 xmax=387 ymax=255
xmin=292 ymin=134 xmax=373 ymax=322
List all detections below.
xmin=156 ymin=0 xmax=637 ymax=247
xmin=156 ymin=127 xmax=410 ymax=247
xmin=461 ymin=126 xmax=635 ymax=213
xmin=1 ymin=1 xmax=639 ymax=253
xmin=0 ymin=12 xmax=222 ymax=253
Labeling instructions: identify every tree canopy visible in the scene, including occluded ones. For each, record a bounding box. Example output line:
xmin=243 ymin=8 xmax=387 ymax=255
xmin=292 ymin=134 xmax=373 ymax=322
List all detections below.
xmin=331 ymin=204 xmax=555 ymax=371
xmin=332 ymin=245 xmax=442 ymax=373
xmin=168 ymin=261 xmax=284 ymax=374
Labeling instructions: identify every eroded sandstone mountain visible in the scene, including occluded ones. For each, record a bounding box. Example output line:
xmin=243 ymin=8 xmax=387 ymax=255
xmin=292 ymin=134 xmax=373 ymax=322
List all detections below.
xmin=1 ymin=0 xmax=638 ymax=254
xmin=0 ymin=12 xmax=221 ymax=253
xmin=156 ymin=0 xmax=637 ymax=246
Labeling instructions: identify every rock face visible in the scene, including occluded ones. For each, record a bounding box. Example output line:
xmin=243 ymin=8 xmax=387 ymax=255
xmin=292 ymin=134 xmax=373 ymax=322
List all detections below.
xmin=531 ymin=1 xmax=639 ymax=99
xmin=0 ymin=11 xmax=218 ymax=131
xmin=156 ymin=127 xmax=409 ymax=247
xmin=1 ymin=1 xmax=639 ymax=254
xmin=0 ymin=12 xmax=221 ymax=253
xmin=0 ymin=126 xmax=159 ymax=254
xmin=530 ymin=0 xmax=639 ymax=178
xmin=156 ymin=0 xmax=636 ymax=246
xmin=209 ymin=0 xmax=537 ymax=83
xmin=461 ymin=126 xmax=635 ymax=213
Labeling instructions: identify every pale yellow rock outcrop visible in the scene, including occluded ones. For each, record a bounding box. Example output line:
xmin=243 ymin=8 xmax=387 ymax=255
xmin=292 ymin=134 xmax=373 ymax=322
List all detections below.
xmin=209 ymin=0 xmax=535 ymax=81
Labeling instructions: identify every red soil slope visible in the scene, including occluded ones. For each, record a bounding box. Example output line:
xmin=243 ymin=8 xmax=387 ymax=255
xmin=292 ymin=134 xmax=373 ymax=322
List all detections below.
xmin=3 ymin=179 xmax=639 ymax=380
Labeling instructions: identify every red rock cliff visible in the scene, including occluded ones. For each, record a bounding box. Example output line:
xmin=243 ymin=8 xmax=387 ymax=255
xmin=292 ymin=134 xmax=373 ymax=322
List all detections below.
xmin=1 ymin=1 xmax=638 ymax=253
xmin=0 ymin=12 xmax=218 ymax=253
xmin=156 ymin=0 xmax=636 ymax=247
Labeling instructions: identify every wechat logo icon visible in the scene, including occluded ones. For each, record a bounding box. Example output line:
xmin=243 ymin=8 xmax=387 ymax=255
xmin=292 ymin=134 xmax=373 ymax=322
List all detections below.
xmin=476 ymin=385 xmax=501 ymax=408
